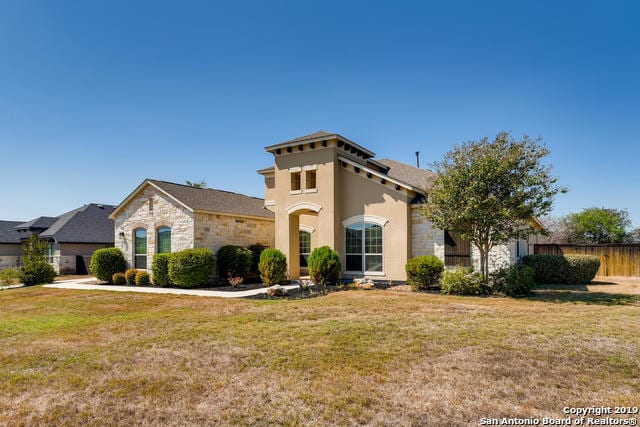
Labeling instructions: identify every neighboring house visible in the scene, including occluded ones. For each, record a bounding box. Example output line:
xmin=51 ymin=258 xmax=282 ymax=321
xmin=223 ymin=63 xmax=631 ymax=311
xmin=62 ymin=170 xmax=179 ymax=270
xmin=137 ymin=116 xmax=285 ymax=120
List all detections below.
xmin=259 ymin=131 xmax=538 ymax=281
xmin=110 ymin=179 xmax=274 ymax=272
xmin=0 ymin=220 xmax=24 ymax=269
xmin=0 ymin=204 xmax=116 ymax=274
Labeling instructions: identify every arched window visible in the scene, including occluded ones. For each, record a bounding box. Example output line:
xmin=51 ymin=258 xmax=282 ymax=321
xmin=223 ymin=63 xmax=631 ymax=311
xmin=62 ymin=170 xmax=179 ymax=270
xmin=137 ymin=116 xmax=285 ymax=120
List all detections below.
xmin=134 ymin=228 xmax=147 ymax=269
xmin=345 ymin=221 xmax=383 ymax=273
xmin=157 ymin=226 xmax=171 ymax=254
xmin=299 ymin=230 xmax=311 ymax=268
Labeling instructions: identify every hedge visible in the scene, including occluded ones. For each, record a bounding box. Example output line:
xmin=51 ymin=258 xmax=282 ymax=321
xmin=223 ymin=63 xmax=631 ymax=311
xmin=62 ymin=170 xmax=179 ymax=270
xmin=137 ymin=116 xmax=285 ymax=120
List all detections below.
xmin=405 ymin=255 xmax=445 ymax=291
xmin=217 ymin=245 xmax=252 ymax=283
xmin=521 ymin=254 xmax=600 ymax=284
xmin=89 ymin=248 xmax=126 ymax=283
xmin=168 ymin=248 xmax=216 ymax=288
xmin=151 ymin=253 xmax=173 ymax=286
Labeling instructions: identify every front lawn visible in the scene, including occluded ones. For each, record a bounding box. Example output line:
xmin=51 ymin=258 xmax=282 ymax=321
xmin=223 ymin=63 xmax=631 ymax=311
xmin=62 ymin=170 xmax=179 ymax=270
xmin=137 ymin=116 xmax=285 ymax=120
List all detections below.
xmin=0 ymin=283 xmax=639 ymax=425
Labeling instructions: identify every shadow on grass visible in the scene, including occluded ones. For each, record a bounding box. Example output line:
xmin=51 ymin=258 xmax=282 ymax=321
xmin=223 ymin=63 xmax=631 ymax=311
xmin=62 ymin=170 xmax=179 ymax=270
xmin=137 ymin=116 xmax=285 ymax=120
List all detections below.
xmin=528 ymin=285 xmax=639 ymax=305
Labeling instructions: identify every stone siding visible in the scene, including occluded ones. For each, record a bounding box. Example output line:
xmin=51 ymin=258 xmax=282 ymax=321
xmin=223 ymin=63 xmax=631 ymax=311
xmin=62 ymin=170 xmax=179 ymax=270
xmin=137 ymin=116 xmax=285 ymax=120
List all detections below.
xmin=410 ymin=207 xmax=445 ymax=261
xmin=114 ymin=185 xmax=195 ymax=268
xmin=194 ymin=212 xmax=274 ymax=253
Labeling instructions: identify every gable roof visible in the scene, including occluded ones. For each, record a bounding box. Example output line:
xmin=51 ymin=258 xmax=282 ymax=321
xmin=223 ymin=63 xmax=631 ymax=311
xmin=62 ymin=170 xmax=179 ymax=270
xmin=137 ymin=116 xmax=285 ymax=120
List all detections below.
xmin=376 ymin=158 xmax=438 ymax=194
xmin=0 ymin=220 xmax=24 ymax=244
xmin=38 ymin=204 xmax=116 ymax=243
xmin=14 ymin=216 xmax=58 ymax=231
xmin=111 ymin=179 xmax=274 ymax=220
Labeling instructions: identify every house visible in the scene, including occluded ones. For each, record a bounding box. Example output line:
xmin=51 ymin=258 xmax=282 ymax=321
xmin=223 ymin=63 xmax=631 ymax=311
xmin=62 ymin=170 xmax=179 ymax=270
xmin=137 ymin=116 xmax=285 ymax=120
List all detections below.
xmin=0 ymin=204 xmax=116 ymax=274
xmin=0 ymin=220 xmax=24 ymax=269
xmin=259 ymin=131 xmax=535 ymax=281
xmin=110 ymin=179 xmax=275 ymax=271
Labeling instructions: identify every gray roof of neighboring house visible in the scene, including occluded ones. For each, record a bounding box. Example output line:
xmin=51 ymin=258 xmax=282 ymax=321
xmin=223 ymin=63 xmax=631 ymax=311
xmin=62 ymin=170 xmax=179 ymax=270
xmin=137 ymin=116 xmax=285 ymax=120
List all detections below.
xmin=0 ymin=220 xmax=25 ymax=244
xmin=377 ymin=158 xmax=438 ymax=194
xmin=38 ymin=204 xmax=116 ymax=243
xmin=14 ymin=216 xmax=58 ymax=231
xmin=148 ymin=180 xmax=275 ymax=219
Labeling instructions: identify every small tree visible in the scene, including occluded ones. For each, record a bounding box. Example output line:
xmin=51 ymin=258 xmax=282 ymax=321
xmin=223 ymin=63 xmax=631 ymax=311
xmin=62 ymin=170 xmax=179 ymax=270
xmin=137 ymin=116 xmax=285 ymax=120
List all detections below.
xmin=19 ymin=235 xmax=56 ymax=285
xmin=564 ymin=207 xmax=631 ymax=244
xmin=422 ymin=131 xmax=565 ymax=278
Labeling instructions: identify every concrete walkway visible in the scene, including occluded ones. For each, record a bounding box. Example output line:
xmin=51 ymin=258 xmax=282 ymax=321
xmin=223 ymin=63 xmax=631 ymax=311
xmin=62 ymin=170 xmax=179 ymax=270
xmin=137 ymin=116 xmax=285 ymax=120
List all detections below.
xmin=43 ymin=278 xmax=299 ymax=298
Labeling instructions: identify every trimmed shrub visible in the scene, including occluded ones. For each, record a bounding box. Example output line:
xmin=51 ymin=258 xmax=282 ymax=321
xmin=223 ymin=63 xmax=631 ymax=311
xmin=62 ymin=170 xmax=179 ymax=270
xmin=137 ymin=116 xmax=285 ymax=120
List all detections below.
xmin=563 ymin=255 xmax=600 ymax=284
xmin=0 ymin=268 xmax=20 ymax=287
xmin=406 ymin=255 xmax=445 ymax=291
xmin=522 ymin=254 xmax=600 ymax=284
xmin=308 ymin=246 xmax=341 ymax=287
xmin=19 ymin=261 xmax=56 ymax=286
xmin=248 ymin=244 xmax=266 ymax=281
xmin=125 ymin=268 xmax=138 ymax=286
xmin=491 ymin=265 xmax=536 ymax=296
xmin=217 ymin=245 xmax=252 ymax=283
xmin=135 ymin=270 xmax=151 ymax=286
xmin=168 ymin=248 xmax=216 ymax=288
xmin=90 ymin=248 xmax=126 ymax=283
xmin=112 ymin=272 xmax=126 ymax=286
xmin=259 ymin=248 xmax=288 ymax=286
xmin=151 ymin=253 xmax=172 ymax=287
xmin=440 ymin=267 xmax=491 ymax=295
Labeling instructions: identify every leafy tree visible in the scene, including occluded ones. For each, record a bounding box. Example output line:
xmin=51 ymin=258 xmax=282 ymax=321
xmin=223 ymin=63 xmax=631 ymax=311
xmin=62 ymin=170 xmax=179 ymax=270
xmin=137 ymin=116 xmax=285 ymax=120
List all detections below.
xmin=422 ymin=131 xmax=565 ymax=278
xmin=624 ymin=228 xmax=640 ymax=243
xmin=21 ymin=234 xmax=49 ymax=265
xmin=565 ymin=207 xmax=631 ymax=244
xmin=19 ymin=235 xmax=56 ymax=285
xmin=185 ymin=180 xmax=207 ymax=188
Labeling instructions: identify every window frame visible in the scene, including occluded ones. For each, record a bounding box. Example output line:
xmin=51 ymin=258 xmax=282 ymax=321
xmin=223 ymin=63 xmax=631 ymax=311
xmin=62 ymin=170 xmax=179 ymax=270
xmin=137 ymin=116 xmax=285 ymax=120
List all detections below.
xmin=156 ymin=226 xmax=172 ymax=254
xmin=134 ymin=228 xmax=148 ymax=269
xmin=299 ymin=230 xmax=311 ymax=268
xmin=343 ymin=217 xmax=386 ymax=275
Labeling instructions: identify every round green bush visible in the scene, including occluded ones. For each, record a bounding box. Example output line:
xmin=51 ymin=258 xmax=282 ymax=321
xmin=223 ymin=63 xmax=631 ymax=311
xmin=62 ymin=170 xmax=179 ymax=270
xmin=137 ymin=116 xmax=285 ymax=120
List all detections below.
xmin=217 ymin=245 xmax=252 ymax=282
xmin=89 ymin=248 xmax=126 ymax=283
xmin=406 ymin=255 xmax=445 ymax=291
xmin=135 ymin=270 xmax=151 ymax=286
xmin=151 ymin=253 xmax=173 ymax=286
xmin=168 ymin=248 xmax=216 ymax=288
xmin=308 ymin=246 xmax=341 ymax=287
xmin=440 ymin=267 xmax=491 ymax=295
xmin=19 ymin=261 xmax=56 ymax=286
xmin=491 ymin=265 xmax=536 ymax=296
xmin=112 ymin=272 xmax=126 ymax=286
xmin=258 ymin=248 xmax=288 ymax=286
xmin=125 ymin=268 xmax=138 ymax=286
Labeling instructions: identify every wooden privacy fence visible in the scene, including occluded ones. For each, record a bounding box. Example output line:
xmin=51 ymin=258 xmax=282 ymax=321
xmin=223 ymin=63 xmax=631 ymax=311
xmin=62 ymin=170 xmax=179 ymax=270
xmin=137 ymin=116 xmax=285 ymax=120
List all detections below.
xmin=533 ymin=244 xmax=640 ymax=277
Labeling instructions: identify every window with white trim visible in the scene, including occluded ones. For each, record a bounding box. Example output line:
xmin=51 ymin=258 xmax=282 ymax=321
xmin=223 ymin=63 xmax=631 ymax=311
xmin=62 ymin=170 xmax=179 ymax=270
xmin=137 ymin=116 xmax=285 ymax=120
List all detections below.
xmin=291 ymin=172 xmax=301 ymax=191
xmin=345 ymin=222 xmax=383 ymax=273
xmin=156 ymin=226 xmax=171 ymax=254
xmin=299 ymin=230 xmax=311 ymax=268
xmin=305 ymin=170 xmax=316 ymax=191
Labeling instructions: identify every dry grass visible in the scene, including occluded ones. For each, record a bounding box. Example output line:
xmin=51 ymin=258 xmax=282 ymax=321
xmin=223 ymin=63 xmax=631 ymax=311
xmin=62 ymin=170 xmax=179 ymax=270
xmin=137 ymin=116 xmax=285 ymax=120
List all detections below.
xmin=1 ymin=279 xmax=639 ymax=426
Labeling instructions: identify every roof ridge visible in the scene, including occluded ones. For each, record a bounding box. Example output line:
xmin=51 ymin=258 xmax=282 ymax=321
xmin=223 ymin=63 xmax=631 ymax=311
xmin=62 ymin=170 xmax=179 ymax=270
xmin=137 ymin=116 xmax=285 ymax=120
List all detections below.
xmin=149 ymin=179 xmax=265 ymax=201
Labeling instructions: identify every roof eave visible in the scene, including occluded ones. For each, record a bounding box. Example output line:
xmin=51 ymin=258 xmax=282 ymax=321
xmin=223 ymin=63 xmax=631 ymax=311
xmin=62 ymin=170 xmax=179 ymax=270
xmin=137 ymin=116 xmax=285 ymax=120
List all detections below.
xmin=265 ymin=133 xmax=376 ymax=158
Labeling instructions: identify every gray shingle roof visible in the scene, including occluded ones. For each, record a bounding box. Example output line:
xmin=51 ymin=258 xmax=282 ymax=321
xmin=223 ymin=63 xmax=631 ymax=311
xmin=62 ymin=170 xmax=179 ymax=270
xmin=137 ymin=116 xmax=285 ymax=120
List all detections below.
xmin=281 ymin=130 xmax=334 ymax=144
xmin=14 ymin=216 xmax=58 ymax=231
xmin=376 ymin=158 xmax=438 ymax=194
xmin=0 ymin=220 xmax=24 ymax=244
xmin=39 ymin=204 xmax=116 ymax=243
xmin=148 ymin=180 xmax=274 ymax=219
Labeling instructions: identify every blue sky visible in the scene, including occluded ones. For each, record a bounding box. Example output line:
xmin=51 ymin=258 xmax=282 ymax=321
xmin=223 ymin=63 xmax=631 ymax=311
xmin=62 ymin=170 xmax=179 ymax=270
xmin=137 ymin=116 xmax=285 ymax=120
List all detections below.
xmin=1 ymin=1 xmax=638 ymax=225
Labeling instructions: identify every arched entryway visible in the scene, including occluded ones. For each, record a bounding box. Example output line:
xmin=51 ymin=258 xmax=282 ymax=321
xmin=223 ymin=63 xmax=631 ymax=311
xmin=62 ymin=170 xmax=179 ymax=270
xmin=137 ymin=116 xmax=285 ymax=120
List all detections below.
xmin=284 ymin=202 xmax=321 ymax=279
